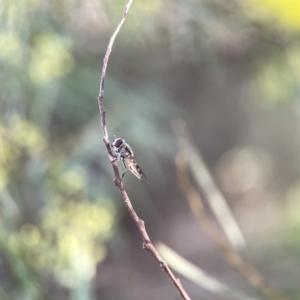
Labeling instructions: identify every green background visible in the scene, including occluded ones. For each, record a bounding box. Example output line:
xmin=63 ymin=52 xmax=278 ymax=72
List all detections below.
xmin=1 ymin=0 xmax=300 ymax=299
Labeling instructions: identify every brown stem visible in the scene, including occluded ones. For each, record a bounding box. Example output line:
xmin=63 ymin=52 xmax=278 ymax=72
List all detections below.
xmin=97 ymin=1 xmax=191 ymax=299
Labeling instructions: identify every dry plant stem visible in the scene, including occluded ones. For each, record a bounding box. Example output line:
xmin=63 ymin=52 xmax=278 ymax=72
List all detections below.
xmin=157 ymin=242 xmax=260 ymax=300
xmin=173 ymin=121 xmax=246 ymax=251
xmin=175 ymin=154 xmax=290 ymax=300
xmin=97 ymin=2 xmax=191 ymax=300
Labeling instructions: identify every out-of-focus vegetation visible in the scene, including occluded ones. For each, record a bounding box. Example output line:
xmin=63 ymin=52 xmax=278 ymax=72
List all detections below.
xmin=1 ymin=0 xmax=300 ymax=299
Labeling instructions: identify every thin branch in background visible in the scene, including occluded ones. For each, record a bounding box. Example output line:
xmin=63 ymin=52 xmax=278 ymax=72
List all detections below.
xmin=156 ymin=242 xmax=261 ymax=300
xmin=96 ymin=2 xmax=191 ymax=300
xmin=173 ymin=120 xmax=246 ymax=251
xmin=174 ymin=146 xmax=290 ymax=300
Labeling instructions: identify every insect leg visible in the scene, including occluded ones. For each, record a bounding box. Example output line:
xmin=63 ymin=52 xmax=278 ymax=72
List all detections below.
xmin=120 ymin=157 xmax=129 ymax=180
xmin=111 ymin=152 xmax=122 ymax=163
xmin=121 ymin=170 xmax=128 ymax=179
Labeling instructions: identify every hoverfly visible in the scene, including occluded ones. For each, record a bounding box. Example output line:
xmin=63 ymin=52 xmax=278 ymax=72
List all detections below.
xmin=111 ymin=135 xmax=150 ymax=184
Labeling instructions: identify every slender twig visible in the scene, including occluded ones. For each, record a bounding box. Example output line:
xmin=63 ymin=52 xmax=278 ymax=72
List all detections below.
xmin=175 ymin=152 xmax=290 ymax=300
xmin=97 ymin=2 xmax=191 ymax=300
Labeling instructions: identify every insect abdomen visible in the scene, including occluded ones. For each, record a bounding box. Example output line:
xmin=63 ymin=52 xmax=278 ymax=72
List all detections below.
xmin=123 ymin=157 xmax=143 ymax=179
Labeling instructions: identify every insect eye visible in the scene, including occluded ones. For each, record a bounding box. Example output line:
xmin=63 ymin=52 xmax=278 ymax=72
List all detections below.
xmin=114 ymin=139 xmax=123 ymax=148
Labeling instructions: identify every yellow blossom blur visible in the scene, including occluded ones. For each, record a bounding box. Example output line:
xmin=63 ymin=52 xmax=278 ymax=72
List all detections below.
xmin=0 ymin=33 xmax=22 ymax=65
xmin=29 ymin=34 xmax=75 ymax=85
xmin=244 ymin=0 xmax=300 ymax=31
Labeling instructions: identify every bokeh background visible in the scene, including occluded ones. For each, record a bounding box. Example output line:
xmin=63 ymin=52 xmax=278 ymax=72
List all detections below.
xmin=1 ymin=0 xmax=300 ymax=299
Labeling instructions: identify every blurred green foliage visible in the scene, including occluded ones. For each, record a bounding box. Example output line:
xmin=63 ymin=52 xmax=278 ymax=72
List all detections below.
xmin=253 ymin=49 xmax=300 ymax=106
xmin=0 ymin=115 xmax=115 ymax=299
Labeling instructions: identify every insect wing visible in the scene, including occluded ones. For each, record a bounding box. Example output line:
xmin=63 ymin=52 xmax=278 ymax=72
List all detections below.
xmin=140 ymin=168 xmax=150 ymax=184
